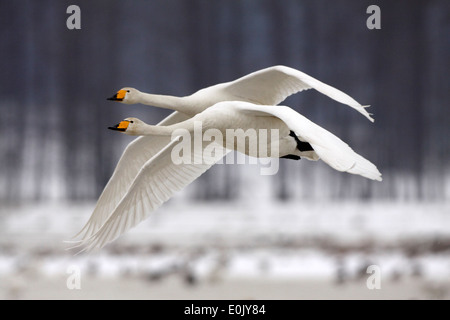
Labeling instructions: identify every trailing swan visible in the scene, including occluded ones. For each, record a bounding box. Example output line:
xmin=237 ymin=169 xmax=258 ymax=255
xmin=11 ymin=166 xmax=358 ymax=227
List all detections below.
xmin=107 ymin=65 xmax=373 ymax=121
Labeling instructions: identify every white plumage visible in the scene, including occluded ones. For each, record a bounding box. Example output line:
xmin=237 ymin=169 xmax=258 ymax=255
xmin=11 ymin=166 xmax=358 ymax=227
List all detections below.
xmin=73 ymin=100 xmax=381 ymax=252
xmin=75 ymin=65 xmax=373 ymax=242
xmin=109 ymin=65 xmax=373 ymax=121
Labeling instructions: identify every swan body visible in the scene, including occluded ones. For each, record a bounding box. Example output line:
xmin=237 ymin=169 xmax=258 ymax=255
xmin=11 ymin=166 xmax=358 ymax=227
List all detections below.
xmin=74 ymin=101 xmax=381 ymax=252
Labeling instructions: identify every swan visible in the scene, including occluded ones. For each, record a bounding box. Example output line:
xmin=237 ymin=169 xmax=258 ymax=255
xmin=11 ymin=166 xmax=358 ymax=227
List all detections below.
xmin=74 ymin=66 xmax=373 ymax=238
xmin=74 ymin=66 xmax=373 ymax=241
xmin=107 ymin=65 xmax=373 ymax=121
xmin=74 ymin=101 xmax=381 ymax=252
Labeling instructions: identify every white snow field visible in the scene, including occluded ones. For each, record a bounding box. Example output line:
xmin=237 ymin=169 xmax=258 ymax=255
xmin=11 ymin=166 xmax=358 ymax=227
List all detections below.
xmin=0 ymin=199 xmax=449 ymax=300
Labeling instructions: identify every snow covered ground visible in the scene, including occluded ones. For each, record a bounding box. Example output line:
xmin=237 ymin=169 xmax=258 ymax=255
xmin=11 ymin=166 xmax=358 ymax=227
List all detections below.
xmin=0 ymin=200 xmax=449 ymax=299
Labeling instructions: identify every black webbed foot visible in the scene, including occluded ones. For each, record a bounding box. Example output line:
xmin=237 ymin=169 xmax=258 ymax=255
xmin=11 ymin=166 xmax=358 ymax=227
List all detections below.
xmin=281 ymin=154 xmax=301 ymax=160
xmin=289 ymin=131 xmax=314 ymax=152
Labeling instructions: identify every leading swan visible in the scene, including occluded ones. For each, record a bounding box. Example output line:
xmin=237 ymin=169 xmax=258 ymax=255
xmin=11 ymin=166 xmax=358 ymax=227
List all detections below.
xmin=74 ymin=101 xmax=381 ymax=252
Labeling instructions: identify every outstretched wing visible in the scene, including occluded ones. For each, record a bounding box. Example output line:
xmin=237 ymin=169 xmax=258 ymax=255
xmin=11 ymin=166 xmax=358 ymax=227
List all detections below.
xmin=222 ymin=65 xmax=374 ymax=122
xmin=75 ymin=137 xmax=230 ymax=252
xmin=232 ymin=102 xmax=382 ymax=181
xmin=72 ymin=111 xmax=190 ymax=240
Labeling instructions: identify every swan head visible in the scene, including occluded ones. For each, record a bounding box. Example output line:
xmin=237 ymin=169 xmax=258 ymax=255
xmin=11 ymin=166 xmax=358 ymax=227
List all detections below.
xmin=107 ymin=87 xmax=141 ymax=104
xmin=108 ymin=117 xmax=145 ymax=135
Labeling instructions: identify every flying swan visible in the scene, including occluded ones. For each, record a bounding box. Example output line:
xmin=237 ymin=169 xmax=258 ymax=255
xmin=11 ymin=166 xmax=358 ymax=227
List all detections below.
xmin=74 ymin=101 xmax=381 ymax=252
xmin=72 ymin=65 xmax=375 ymax=247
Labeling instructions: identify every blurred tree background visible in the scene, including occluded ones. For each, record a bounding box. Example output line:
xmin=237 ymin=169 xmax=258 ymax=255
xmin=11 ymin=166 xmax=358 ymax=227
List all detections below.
xmin=0 ymin=0 xmax=449 ymax=204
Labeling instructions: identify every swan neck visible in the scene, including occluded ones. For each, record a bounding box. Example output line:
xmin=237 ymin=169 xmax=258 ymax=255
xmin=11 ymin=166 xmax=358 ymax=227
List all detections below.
xmin=138 ymin=92 xmax=186 ymax=112
xmin=140 ymin=119 xmax=194 ymax=136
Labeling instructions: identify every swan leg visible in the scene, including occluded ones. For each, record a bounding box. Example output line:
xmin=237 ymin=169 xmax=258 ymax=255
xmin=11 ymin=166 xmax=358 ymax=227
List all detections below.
xmin=289 ymin=131 xmax=314 ymax=152
xmin=281 ymin=154 xmax=301 ymax=161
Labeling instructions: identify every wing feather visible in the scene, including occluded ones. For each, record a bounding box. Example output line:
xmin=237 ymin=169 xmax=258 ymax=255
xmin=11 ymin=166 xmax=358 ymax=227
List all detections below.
xmin=232 ymin=102 xmax=382 ymax=181
xmin=77 ymin=138 xmax=230 ymax=252
xmin=223 ymin=65 xmax=374 ymax=122
xmin=72 ymin=111 xmax=190 ymax=240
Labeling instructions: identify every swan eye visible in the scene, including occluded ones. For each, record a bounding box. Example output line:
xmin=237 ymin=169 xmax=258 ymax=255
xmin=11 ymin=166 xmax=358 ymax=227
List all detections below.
xmin=127 ymin=90 xmax=130 ymax=93
xmin=129 ymin=121 xmax=134 ymax=123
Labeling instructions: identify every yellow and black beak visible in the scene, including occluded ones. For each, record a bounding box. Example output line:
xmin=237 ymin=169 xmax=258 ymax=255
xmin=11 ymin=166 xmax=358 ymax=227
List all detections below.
xmin=108 ymin=120 xmax=130 ymax=132
xmin=107 ymin=89 xmax=127 ymax=101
